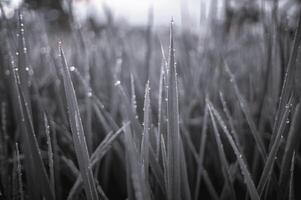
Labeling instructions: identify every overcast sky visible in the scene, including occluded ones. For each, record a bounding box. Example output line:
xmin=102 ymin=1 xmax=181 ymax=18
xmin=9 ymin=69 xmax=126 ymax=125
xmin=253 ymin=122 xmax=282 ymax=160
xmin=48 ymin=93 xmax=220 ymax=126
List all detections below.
xmin=2 ymin=0 xmax=219 ymax=26
xmin=73 ymin=0 xmax=215 ymax=26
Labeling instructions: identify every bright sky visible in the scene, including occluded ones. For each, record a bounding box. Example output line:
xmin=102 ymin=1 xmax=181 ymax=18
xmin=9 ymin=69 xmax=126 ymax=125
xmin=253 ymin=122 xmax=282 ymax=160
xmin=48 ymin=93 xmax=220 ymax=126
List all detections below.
xmin=73 ymin=0 xmax=214 ymax=27
xmin=2 ymin=0 xmax=218 ymax=27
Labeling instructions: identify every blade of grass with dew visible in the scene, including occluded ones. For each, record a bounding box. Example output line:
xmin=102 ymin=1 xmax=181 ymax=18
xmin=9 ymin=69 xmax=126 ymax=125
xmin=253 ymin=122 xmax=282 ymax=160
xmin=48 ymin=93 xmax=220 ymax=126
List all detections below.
xmin=166 ymin=19 xmax=181 ymax=200
xmin=115 ymin=81 xmax=143 ymax=143
xmin=270 ymin=9 xmax=301 ymax=148
xmin=224 ymin=64 xmax=267 ymax=160
xmin=257 ymin=95 xmax=294 ymax=197
xmin=157 ymin=60 xmax=166 ymax=160
xmin=207 ymin=101 xmax=236 ymax=200
xmin=90 ymin=122 xmax=129 ymax=166
xmin=66 ymin=62 xmax=93 ymax=153
xmin=59 ymin=44 xmax=98 ymax=200
xmin=9 ymin=53 xmax=54 ymax=200
xmin=67 ymin=122 xmax=129 ymax=200
xmin=219 ymin=91 xmax=242 ymax=150
xmin=208 ymin=102 xmax=260 ymax=200
xmin=93 ymin=102 xmax=112 ymax=133
xmin=10 ymin=15 xmax=38 ymax=199
xmin=69 ymin=67 xmax=121 ymax=139
xmin=141 ymin=81 xmax=151 ymax=182
xmin=278 ymin=103 xmax=301 ymax=199
xmin=131 ymin=73 xmax=138 ymax=116
xmin=124 ymin=122 xmax=150 ymax=200
xmin=16 ymin=12 xmax=31 ymax=106
xmin=92 ymin=95 xmax=119 ymax=131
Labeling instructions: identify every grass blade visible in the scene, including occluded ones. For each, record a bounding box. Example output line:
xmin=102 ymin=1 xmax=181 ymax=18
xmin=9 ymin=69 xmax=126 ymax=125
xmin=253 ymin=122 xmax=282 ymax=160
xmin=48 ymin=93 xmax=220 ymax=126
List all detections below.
xmin=67 ymin=122 xmax=129 ymax=200
xmin=207 ymin=100 xmax=236 ymax=200
xmin=166 ymin=19 xmax=181 ymax=200
xmin=278 ymin=103 xmax=301 ymax=199
xmin=271 ymin=9 xmax=301 ymax=148
xmin=59 ymin=44 xmax=98 ymax=200
xmin=224 ymin=64 xmax=267 ymax=160
xmin=9 ymin=53 xmax=54 ymax=200
xmin=141 ymin=81 xmax=151 ymax=182
xmin=208 ymin=101 xmax=260 ymax=200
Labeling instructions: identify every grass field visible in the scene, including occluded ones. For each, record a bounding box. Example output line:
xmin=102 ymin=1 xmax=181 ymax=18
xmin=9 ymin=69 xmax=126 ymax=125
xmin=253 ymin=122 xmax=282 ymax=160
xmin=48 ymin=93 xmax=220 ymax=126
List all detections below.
xmin=1 ymin=1 xmax=301 ymax=200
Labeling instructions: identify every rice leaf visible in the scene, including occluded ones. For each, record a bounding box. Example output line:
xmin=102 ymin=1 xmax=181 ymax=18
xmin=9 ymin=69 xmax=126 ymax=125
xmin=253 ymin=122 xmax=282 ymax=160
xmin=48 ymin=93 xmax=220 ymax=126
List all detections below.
xmin=141 ymin=81 xmax=151 ymax=182
xmin=257 ymin=96 xmax=294 ymax=197
xmin=219 ymin=91 xmax=241 ymax=150
xmin=67 ymin=122 xmax=129 ymax=200
xmin=208 ymin=101 xmax=260 ymax=200
xmin=59 ymin=44 xmax=98 ymax=200
xmin=166 ymin=19 xmax=181 ymax=200
xmin=224 ymin=64 xmax=267 ymax=160
xmin=207 ymin=100 xmax=236 ymax=199
xmin=124 ymin=122 xmax=151 ymax=200
xmin=130 ymin=73 xmax=138 ymax=116
xmin=271 ymin=10 xmax=301 ymax=148
xmin=278 ymin=103 xmax=301 ymax=199
xmin=9 ymin=53 xmax=54 ymax=200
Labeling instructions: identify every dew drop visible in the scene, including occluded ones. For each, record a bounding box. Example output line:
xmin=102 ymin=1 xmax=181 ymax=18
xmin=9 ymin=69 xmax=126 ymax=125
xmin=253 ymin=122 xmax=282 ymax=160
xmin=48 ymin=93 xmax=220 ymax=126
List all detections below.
xmin=15 ymin=51 xmax=19 ymax=56
xmin=69 ymin=66 xmax=75 ymax=72
xmin=25 ymin=67 xmax=29 ymax=71
xmin=87 ymin=91 xmax=92 ymax=97
xmin=114 ymin=80 xmax=121 ymax=86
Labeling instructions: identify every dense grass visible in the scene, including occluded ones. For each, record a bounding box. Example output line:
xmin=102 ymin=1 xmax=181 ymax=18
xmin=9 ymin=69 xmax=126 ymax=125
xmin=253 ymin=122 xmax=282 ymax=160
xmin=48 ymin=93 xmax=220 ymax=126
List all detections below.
xmin=1 ymin=2 xmax=301 ymax=200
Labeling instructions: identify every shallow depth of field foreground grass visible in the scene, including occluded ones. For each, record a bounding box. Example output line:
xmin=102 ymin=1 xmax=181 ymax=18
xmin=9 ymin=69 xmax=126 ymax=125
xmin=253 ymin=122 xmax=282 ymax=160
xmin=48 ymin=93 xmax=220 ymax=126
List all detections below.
xmin=1 ymin=2 xmax=301 ymax=200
